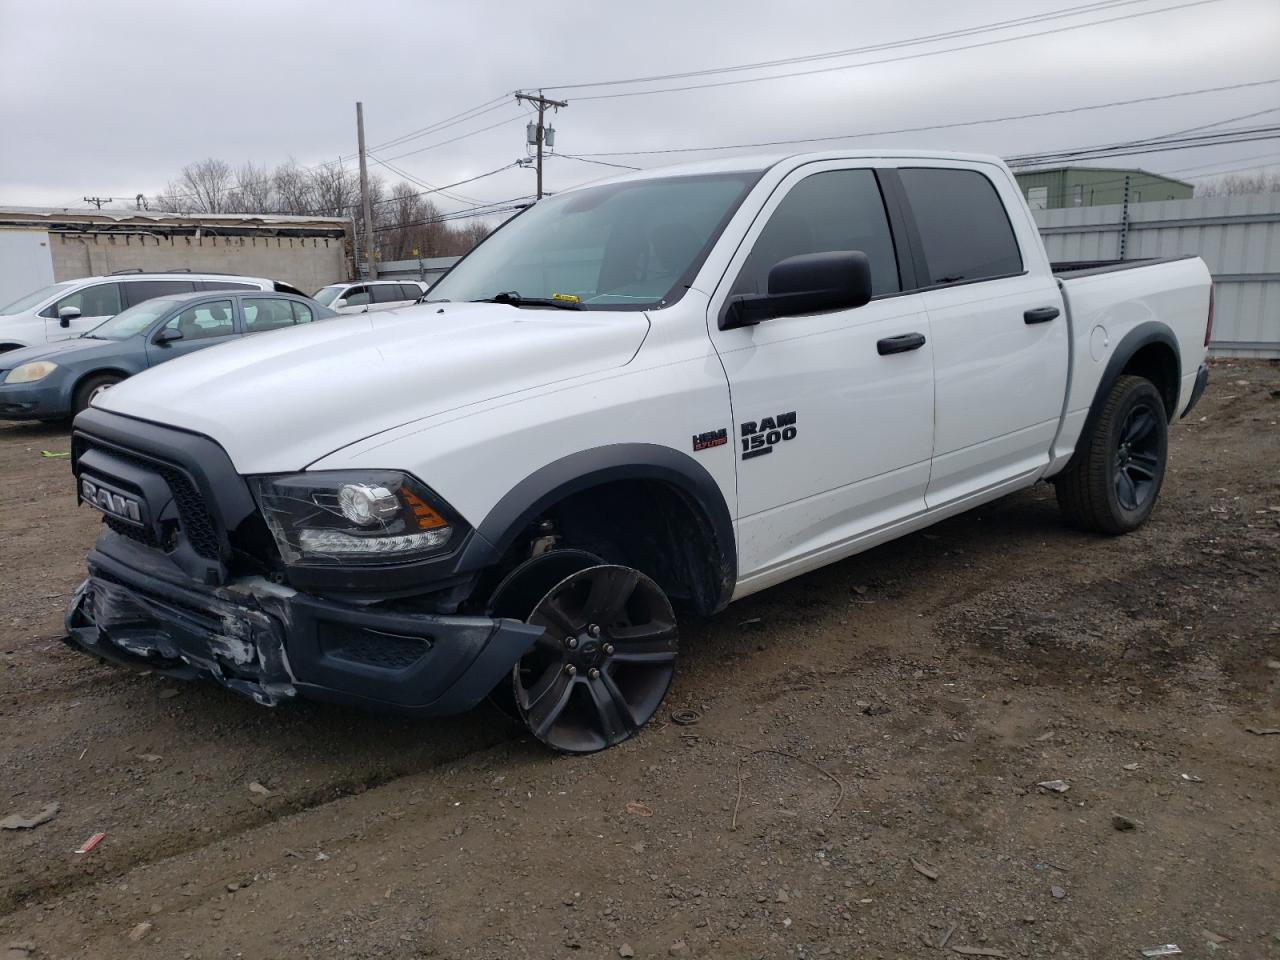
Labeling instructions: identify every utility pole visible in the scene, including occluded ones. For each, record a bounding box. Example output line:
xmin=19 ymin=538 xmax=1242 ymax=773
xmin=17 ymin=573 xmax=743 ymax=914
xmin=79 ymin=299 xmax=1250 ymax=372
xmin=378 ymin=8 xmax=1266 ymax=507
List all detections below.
xmin=356 ymin=101 xmax=378 ymax=279
xmin=515 ymin=90 xmax=567 ymax=200
xmin=83 ymin=196 xmax=112 ymax=210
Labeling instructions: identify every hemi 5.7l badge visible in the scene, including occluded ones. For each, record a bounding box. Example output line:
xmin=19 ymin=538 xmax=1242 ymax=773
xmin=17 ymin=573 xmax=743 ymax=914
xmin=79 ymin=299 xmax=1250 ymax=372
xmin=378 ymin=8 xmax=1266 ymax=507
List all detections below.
xmin=741 ymin=412 xmax=797 ymax=460
xmin=692 ymin=427 xmax=728 ymax=452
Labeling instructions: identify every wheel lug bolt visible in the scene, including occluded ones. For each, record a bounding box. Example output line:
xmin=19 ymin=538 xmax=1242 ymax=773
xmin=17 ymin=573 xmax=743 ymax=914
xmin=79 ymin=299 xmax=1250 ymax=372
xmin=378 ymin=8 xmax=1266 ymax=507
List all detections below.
xmin=587 ymin=624 xmax=601 ymax=637
xmin=566 ymin=637 xmax=578 ymax=649
xmin=564 ymin=664 xmax=577 ymax=676
xmin=588 ymin=667 xmax=600 ymax=679
xmin=603 ymin=643 xmax=614 ymax=656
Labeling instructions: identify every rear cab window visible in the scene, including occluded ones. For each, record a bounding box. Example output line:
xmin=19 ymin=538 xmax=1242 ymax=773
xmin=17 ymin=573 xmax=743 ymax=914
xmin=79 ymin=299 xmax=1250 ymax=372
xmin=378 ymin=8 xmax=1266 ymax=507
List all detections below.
xmin=897 ymin=167 xmax=1023 ymax=286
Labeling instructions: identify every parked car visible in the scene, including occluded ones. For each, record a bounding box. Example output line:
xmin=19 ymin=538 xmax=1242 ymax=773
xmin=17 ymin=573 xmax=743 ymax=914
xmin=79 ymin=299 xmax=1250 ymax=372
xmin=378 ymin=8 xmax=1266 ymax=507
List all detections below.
xmin=64 ymin=150 xmax=1211 ymax=752
xmin=0 ymin=291 xmax=334 ymax=420
xmin=0 ymin=272 xmax=310 ymax=352
xmin=313 ymin=280 xmax=427 ymax=313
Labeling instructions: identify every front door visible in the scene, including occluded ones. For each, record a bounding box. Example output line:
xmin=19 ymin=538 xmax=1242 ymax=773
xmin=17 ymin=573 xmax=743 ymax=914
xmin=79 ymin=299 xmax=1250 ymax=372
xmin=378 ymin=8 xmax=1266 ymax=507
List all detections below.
xmin=42 ymin=281 xmax=122 ymax=341
xmin=707 ymin=163 xmax=935 ymax=594
xmin=145 ymin=299 xmax=239 ymax=366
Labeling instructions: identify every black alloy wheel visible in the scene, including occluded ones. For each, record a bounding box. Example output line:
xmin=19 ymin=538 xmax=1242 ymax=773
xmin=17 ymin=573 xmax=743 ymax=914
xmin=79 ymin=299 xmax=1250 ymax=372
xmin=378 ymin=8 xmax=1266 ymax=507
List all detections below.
xmin=1113 ymin=401 xmax=1162 ymax=510
xmin=513 ymin=564 xmax=677 ymax=753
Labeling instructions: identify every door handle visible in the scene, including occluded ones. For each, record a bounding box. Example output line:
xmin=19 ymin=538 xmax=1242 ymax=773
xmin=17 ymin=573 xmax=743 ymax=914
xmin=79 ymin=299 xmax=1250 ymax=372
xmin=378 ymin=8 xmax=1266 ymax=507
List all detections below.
xmin=877 ymin=332 xmax=927 ymax=355
xmin=1024 ymin=306 xmax=1060 ymax=324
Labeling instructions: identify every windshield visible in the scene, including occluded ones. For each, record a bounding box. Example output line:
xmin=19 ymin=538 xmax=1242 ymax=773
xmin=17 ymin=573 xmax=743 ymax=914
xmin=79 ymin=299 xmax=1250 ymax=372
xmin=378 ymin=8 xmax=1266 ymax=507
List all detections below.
xmin=313 ymin=285 xmax=344 ymax=306
xmin=428 ymin=171 xmax=761 ymax=310
xmin=1 ymin=281 xmax=75 ymax=315
xmin=87 ymin=299 xmax=181 ymax=340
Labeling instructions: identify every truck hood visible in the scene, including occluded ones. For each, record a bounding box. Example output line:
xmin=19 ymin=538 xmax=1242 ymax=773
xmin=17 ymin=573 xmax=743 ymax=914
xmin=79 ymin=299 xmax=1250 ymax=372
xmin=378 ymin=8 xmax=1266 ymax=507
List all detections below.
xmin=95 ymin=302 xmax=650 ymax=472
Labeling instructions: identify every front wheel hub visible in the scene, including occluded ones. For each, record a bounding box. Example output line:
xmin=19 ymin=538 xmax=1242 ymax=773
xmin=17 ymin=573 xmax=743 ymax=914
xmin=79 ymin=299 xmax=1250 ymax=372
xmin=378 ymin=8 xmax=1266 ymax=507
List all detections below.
xmin=513 ymin=564 xmax=678 ymax=753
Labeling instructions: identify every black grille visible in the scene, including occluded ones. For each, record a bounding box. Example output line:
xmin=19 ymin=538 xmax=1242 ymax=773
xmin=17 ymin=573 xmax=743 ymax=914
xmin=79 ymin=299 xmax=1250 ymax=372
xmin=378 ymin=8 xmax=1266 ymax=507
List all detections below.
xmin=325 ymin=625 xmax=432 ymax=670
xmin=154 ymin=464 xmax=219 ymax=559
xmin=79 ymin=440 xmax=221 ymax=560
xmin=105 ymin=515 xmax=158 ymax=547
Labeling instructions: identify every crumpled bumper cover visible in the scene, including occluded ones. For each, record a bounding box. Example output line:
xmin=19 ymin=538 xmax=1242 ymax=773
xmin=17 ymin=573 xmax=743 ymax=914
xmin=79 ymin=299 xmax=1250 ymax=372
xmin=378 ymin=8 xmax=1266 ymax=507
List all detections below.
xmin=64 ymin=547 xmax=544 ymax=716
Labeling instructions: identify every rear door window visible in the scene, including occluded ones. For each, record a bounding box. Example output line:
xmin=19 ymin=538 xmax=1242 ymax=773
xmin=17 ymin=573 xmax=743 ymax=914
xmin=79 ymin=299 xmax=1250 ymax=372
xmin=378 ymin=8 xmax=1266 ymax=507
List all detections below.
xmin=398 ymin=283 xmax=422 ymax=300
xmin=292 ymin=301 xmax=315 ymax=325
xmin=897 ymin=168 xmax=1023 ymax=285
xmin=243 ymin=297 xmax=298 ymax=333
xmin=123 ymin=279 xmax=196 ymax=307
xmin=372 ymin=284 xmax=404 ymax=304
xmin=40 ymin=281 xmax=123 ymax=318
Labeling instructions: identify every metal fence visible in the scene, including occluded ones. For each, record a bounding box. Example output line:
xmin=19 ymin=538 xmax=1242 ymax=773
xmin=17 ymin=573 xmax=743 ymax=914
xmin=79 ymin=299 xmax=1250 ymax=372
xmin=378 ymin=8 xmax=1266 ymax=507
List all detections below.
xmin=366 ymin=256 xmax=459 ymax=285
xmin=1034 ymin=193 xmax=1280 ymax=358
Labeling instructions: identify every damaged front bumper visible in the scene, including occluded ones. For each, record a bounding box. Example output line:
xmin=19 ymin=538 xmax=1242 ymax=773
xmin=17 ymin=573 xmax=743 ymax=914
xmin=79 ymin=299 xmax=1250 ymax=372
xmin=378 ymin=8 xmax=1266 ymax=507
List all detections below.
xmin=64 ymin=537 xmax=543 ymax=715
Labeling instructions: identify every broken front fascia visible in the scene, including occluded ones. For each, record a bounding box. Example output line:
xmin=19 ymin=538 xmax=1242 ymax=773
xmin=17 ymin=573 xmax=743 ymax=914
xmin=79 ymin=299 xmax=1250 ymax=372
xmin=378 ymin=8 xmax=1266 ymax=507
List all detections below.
xmin=65 ymin=573 xmax=299 ymax=707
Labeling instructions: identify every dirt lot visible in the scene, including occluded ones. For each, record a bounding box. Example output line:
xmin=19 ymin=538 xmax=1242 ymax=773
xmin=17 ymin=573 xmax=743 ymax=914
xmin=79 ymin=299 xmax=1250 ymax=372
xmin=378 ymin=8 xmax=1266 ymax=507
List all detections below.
xmin=0 ymin=360 xmax=1277 ymax=960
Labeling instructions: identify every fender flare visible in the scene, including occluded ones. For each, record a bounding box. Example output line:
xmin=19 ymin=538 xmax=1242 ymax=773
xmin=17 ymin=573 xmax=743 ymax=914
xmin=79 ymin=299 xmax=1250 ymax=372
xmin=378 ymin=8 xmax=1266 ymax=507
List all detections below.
xmin=1071 ymin=320 xmax=1181 ymax=461
xmin=466 ymin=443 xmax=737 ymax=607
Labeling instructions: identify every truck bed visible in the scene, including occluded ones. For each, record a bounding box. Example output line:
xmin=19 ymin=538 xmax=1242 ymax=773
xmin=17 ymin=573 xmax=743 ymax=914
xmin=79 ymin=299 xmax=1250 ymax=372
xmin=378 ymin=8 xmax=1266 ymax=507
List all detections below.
xmin=1051 ymin=254 xmax=1197 ymax=280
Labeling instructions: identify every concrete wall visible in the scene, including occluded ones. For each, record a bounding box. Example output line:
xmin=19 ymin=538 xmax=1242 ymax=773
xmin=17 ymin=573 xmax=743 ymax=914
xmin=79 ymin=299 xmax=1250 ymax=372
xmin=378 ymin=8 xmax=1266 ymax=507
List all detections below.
xmin=50 ymin=231 xmax=349 ymax=295
xmin=1034 ymin=193 xmax=1280 ymax=358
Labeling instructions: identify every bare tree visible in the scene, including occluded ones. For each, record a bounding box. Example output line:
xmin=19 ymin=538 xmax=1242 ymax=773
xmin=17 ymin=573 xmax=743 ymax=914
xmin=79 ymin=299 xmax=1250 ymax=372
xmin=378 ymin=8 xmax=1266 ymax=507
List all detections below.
xmin=159 ymin=158 xmax=234 ymax=213
xmin=272 ymin=160 xmax=315 ymax=215
xmin=1195 ymin=170 xmax=1280 ymax=197
xmin=227 ymin=161 xmax=276 ymax=213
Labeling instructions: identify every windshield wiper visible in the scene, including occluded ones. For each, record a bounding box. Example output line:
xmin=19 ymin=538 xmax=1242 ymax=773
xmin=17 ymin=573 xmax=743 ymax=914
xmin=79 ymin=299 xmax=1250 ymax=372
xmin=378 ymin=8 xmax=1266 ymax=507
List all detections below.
xmin=475 ymin=291 xmax=583 ymax=311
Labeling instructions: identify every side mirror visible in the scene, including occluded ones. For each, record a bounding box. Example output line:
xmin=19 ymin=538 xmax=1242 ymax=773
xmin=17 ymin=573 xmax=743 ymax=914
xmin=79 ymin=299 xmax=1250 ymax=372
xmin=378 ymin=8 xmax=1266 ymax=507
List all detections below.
xmin=153 ymin=328 xmax=183 ymax=345
xmin=58 ymin=305 xmax=81 ymax=328
xmin=720 ymin=251 xmax=873 ymax=330
xmin=332 ymin=298 xmax=348 ymax=310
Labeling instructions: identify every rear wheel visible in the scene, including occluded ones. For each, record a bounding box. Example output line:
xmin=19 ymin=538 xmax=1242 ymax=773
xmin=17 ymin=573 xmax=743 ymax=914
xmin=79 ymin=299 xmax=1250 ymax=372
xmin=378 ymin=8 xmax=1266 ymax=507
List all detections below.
xmin=72 ymin=373 xmax=123 ymax=416
xmin=513 ymin=564 xmax=678 ymax=753
xmin=1054 ymin=374 xmax=1168 ymax=534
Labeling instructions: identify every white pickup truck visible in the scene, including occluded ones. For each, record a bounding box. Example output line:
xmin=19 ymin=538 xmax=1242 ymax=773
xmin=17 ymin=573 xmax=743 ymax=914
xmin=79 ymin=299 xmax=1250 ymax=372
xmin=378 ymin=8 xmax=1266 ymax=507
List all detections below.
xmin=65 ymin=150 xmax=1211 ymax=753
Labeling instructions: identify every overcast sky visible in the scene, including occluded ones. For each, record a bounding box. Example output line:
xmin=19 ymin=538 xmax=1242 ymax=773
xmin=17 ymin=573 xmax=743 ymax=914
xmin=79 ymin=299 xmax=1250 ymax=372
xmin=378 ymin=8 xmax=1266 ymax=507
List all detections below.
xmin=1 ymin=0 xmax=1277 ymax=214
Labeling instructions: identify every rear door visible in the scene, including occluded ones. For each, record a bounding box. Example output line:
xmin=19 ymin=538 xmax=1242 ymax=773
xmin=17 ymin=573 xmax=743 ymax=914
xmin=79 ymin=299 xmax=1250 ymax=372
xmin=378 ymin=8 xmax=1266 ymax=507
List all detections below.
xmin=891 ymin=165 xmax=1067 ymax=507
xmin=706 ymin=162 xmax=935 ymax=591
xmin=40 ymin=281 xmax=123 ymax=340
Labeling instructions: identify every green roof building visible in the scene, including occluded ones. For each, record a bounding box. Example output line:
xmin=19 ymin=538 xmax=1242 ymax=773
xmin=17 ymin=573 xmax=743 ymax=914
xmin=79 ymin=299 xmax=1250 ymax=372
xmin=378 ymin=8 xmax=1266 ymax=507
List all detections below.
xmin=1013 ymin=166 xmax=1193 ymax=210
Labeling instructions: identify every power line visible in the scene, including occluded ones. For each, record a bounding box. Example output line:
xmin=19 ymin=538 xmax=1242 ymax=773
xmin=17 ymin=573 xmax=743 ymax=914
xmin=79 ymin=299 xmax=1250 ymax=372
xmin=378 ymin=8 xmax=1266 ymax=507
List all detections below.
xmin=372 ymin=196 xmax=533 ymax=234
xmin=363 ymin=95 xmax=515 ymax=154
xmin=570 ymin=78 xmax=1280 ymax=158
xmin=377 ymin=113 xmax=527 ymax=163
xmin=554 ymin=154 xmax=642 ymax=171
xmin=1006 ymin=124 xmax=1280 ymax=166
xmin=367 ymin=153 xmax=487 ymax=204
xmin=542 ymin=0 xmax=1160 ymax=92
xmin=565 ymin=0 xmax=1223 ymax=101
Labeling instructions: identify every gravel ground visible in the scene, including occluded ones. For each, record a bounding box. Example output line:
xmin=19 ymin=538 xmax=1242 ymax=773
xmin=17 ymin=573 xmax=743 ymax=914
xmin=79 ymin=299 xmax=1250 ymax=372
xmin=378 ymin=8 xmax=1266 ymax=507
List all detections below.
xmin=0 ymin=359 xmax=1276 ymax=960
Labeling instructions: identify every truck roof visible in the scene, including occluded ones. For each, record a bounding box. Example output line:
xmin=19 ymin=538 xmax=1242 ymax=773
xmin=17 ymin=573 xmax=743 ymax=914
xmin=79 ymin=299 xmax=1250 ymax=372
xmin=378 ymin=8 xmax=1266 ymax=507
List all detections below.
xmin=572 ymin=148 xmax=1008 ymax=187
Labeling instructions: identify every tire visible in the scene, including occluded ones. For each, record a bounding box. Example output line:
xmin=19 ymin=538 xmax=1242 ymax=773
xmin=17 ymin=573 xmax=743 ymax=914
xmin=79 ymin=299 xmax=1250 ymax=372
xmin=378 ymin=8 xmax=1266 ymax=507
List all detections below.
xmin=512 ymin=564 xmax=678 ymax=754
xmin=72 ymin=373 xmax=123 ymax=417
xmin=1054 ymin=374 xmax=1168 ymax=534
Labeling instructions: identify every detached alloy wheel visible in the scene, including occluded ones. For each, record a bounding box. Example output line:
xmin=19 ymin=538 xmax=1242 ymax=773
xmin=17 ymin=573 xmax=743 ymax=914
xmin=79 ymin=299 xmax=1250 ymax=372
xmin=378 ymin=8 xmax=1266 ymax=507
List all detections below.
xmin=514 ymin=564 xmax=677 ymax=753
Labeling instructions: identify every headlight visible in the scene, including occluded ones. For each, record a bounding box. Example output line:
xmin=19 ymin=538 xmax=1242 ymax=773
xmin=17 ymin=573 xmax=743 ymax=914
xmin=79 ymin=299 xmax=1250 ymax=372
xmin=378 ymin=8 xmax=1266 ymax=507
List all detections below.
xmin=4 ymin=361 xmax=58 ymax=384
xmin=251 ymin=471 xmax=458 ymax=565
